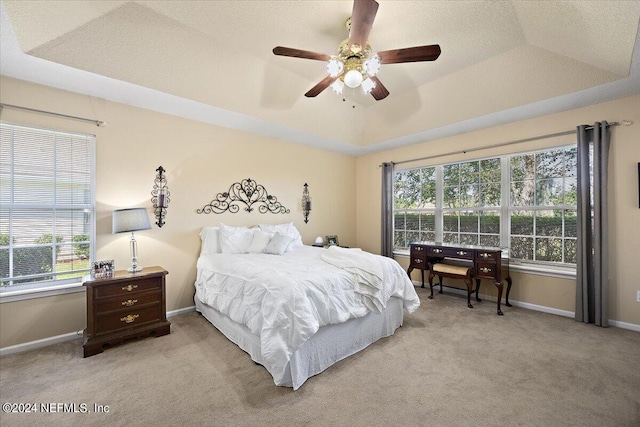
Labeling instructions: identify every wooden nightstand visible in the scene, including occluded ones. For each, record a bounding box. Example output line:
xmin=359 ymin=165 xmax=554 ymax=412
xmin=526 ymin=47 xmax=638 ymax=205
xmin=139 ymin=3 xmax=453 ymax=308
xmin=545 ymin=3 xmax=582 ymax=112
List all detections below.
xmin=83 ymin=266 xmax=171 ymax=357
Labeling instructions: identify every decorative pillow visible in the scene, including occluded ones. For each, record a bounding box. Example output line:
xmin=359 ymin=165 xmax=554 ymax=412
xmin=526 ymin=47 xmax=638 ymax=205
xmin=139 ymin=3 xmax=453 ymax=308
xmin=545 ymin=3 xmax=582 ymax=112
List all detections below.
xmin=257 ymin=222 xmax=303 ymax=249
xmin=219 ymin=223 xmax=254 ymax=254
xmin=263 ymin=232 xmax=295 ymax=255
xmin=247 ymin=229 xmax=273 ymax=253
xmin=199 ymin=227 xmax=221 ymax=255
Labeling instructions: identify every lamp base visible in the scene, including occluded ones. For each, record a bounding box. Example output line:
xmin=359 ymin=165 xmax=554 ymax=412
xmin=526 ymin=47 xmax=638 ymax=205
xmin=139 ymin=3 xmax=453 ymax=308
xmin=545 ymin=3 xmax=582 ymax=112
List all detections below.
xmin=127 ymin=266 xmax=144 ymax=273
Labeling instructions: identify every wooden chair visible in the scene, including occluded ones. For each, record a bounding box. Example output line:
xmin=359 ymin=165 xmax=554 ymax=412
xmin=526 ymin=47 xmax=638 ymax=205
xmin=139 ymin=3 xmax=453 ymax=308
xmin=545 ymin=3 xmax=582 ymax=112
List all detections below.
xmin=428 ymin=262 xmax=475 ymax=309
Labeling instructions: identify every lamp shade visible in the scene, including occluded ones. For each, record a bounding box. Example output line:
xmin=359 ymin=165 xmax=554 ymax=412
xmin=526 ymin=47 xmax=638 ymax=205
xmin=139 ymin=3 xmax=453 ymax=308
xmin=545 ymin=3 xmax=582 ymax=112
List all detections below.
xmin=112 ymin=208 xmax=152 ymax=234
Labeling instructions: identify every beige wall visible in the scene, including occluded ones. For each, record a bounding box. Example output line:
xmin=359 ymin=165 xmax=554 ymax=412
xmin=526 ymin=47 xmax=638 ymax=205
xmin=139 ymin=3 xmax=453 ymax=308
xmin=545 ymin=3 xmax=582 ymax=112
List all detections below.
xmin=1 ymin=77 xmax=638 ymax=349
xmin=0 ymin=76 xmax=356 ymax=348
xmin=356 ymin=95 xmax=640 ymax=326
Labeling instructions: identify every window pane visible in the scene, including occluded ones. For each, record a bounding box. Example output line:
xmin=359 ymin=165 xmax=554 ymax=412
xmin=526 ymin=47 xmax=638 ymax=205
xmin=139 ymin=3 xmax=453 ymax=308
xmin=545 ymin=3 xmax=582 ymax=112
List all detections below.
xmin=443 ymin=232 xmax=459 ymax=244
xmin=480 ymin=235 xmax=500 ymax=247
xmin=420 ymin=231 xmax=435 ymax=242
xmin=564 ymin=147 xmax=577 ymax=177
xmin=565 ymin=239 xmax=577 ymax=264
xmin=481 ymin=183 xmax=501 ymax=207
xmin=565 ymin=209 xmax=577 ymax=238
xmin=536 ymin=149 xmax=564 ymax=179
xmin=511 ymin=154 xmax=534 ymax=181
xmin=443 ymin=186 xmax=459 ymax=208
xmin=511 ymin=180 xmax=535 ymax=206
xmin=443 ymin=212 xmax=459 ymax=232
xmin=394 ymin=212 xmax=405 ymax=230
xmin=536 ymin=210 xmax=562 ymax=236
xmin=511 ymin=210 xmax=533 ymax=235
xmin=511 ymin=236 xmax=533 ymax=260
xmin=406 ymin=213 xmax=419 ymax=230
xmin=564 ymin=177 xmax=577 ymax=205
xmin=420 ymin=213 xmax=435 ymax=233
xmin=460 ymin=184 xmax=479 ymax=207
xmin=536 ymin=237 xmax=563 ymax=262
xmin=460 ymin=233 xmax=478 ymax=245
xmin=480 ymin=158 xmax=501 ymax=182
xmin=459 ymin=161 xmax=479 ymax=185
xmin=443 ymin=164 xmax=459 ymax=186
xmin=460 ymin=212 xmax=478 ymax=233
xmin=536 ymin=178 xmax=563 ymax=206
xmin=406 ymin=231 xmax=420 ymax=246
xmin=394 ymin=231 xmax=406 ymax=249
xmin=480 ymin=211 xmax=500 ymax=234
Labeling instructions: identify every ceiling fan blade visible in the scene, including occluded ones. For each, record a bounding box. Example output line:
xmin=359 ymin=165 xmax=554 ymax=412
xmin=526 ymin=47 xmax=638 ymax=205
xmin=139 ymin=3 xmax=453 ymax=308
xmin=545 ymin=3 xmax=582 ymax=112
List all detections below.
xmin=273 ymin=46 xmax=331 ymax=61
xmin=378 ymin=44 xmax=441 ymax=64
xmin=370 ymin=76 xmax=389 ymax=101
xmin=348 ymin=0 xmax=379 ymax=50
xmin=305 ymin=76 xmax=338 ymax=98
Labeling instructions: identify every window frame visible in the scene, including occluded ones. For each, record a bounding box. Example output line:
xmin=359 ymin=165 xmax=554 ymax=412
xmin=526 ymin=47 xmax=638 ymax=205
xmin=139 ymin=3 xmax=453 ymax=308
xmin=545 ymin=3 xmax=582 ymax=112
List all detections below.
xmin=0 ymin=122 xmax=96 ymax=301
xmin=392 ymin=143 xmax=578 ymax=276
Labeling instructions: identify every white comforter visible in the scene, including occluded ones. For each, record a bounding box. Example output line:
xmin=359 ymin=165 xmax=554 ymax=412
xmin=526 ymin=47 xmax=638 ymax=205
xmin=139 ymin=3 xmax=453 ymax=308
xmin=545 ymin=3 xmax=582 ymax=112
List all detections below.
xmin=194 ymin=245 xmax=419 ymax=385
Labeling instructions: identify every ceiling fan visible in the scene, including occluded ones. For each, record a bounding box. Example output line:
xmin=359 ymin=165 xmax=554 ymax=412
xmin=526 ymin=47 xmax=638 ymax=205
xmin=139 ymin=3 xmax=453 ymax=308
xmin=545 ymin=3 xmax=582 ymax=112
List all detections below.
xmin=273 ymin=0 xmax=441 ymax=101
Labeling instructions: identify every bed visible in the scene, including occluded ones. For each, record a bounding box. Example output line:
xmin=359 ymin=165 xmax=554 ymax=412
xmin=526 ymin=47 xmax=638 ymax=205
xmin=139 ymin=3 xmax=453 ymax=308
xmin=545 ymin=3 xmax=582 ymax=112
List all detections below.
xmin=193 ymin=223 xmax=420 ymax=389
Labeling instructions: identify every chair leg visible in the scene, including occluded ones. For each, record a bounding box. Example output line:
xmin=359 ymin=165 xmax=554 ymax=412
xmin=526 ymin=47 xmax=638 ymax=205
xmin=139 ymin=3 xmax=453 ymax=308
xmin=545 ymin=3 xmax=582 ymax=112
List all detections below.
xmin=475 ymin=278 xmax=482 ymax=302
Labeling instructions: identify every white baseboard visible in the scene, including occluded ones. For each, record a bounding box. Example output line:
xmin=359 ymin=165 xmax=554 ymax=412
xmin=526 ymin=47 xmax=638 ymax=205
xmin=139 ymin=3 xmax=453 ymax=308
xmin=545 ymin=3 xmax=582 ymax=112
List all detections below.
xmin=412 ymin=280 xmax=640 ymax=332
xmin=0 ymin=305 xmax=198 ymax=357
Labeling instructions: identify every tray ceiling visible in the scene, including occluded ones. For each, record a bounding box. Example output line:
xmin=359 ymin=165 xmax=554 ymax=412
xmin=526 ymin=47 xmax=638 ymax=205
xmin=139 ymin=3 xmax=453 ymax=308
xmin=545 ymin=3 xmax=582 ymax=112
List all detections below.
xmin=1 ymin=0 xmax=639 ymax=155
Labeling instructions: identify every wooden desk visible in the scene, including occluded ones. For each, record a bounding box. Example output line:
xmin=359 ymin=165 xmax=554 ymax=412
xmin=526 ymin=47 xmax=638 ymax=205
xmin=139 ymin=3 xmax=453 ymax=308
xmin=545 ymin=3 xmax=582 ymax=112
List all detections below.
xmin=407 ymin=242 xmax=512 ymax=315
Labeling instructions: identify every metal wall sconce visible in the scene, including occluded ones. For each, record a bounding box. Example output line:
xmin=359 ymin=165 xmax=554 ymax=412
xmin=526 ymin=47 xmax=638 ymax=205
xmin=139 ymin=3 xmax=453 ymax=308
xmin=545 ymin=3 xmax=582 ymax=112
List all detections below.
xmin=151 ymin=166 xmax=170 ymax=227
xmin=302 ymin=183 xmax=311 ymax=224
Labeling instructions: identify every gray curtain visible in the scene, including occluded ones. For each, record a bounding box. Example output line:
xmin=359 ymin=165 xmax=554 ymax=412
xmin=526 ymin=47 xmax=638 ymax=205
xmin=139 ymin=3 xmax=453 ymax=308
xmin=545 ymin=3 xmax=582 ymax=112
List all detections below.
xmin=381 ymin=162 xmax=394 ymax=257
xmin=575 ymin=122 xmax=610 ymax=327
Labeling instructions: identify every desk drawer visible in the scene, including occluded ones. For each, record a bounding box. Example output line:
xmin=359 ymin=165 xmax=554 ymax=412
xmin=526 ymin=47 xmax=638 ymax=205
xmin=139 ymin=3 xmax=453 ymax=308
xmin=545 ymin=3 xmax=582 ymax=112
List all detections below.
xmin=475 ymin=261 xmax=498 ymax=279
xmin=95 ymin=304 xmax=162 ymax=336
xmin=427 ymin=246 xmax=474 ymax=260
xmin=476 ymin=251 xmax=499 ymax=262
xmin=94 ymin=278 xmax=161 ymax=299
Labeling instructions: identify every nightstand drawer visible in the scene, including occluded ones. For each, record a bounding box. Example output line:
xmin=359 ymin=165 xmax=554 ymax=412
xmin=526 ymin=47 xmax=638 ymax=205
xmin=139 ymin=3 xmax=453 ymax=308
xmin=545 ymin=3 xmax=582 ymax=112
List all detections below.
xmin=475 ymin=261 xmax=498 ymax=279
xmin=94 ymin=290 xmax=162 ymax=314
xmin=94 ymin=277 xmax=161 ymax=299
xmin=95 ymin=304 xmax=162 ymax=336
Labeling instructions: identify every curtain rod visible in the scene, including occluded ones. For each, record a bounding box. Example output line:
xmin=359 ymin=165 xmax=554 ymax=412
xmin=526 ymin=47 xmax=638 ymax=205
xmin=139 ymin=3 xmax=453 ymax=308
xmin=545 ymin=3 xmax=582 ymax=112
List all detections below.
xmin=384 ymin=120 xmax=632 ymax=167
xmin=0 ymin=103 xmax=105 ymax=127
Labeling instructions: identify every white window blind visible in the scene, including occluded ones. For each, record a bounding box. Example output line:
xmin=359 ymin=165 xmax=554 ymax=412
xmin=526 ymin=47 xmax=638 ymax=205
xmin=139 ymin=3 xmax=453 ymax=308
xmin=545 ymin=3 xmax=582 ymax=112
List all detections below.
xmin=0 ymin=122 xmax=95 ymax=290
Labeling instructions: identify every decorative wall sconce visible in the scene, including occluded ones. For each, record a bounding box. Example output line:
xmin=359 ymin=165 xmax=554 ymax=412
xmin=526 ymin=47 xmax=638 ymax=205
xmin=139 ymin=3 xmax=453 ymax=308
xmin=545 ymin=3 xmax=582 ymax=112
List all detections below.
xmin=151 ymin=166 xmax=170 ymax=227
xmin=302 ymin=183 xmax=312 ymax=224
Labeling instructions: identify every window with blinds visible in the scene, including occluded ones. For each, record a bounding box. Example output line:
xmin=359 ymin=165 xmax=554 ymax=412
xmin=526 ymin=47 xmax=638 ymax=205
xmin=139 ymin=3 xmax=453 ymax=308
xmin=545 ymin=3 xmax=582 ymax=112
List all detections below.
xmin=0 ymin=123 xmax=95 ymax=290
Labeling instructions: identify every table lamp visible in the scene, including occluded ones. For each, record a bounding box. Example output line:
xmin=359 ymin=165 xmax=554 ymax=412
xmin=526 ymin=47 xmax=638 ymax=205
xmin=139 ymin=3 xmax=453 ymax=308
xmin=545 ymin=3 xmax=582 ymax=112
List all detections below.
xmin=112 ymin=208 xmax=152 ymax=272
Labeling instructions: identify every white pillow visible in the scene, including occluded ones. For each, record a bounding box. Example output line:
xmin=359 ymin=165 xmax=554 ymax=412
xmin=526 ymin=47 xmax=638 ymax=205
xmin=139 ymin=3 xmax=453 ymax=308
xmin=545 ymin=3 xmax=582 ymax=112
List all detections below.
xmin=219 ymin=223 xmax=253 ymax=254
xmin=258 ymin=222 xmax=303 ymax=249
xmin=264 ymin=232 xmax=295 ymax=255
xmin=247 ymin=229 xmax=272 ymax=253
xmin=199 ymin=227 xmax=221 ymax=255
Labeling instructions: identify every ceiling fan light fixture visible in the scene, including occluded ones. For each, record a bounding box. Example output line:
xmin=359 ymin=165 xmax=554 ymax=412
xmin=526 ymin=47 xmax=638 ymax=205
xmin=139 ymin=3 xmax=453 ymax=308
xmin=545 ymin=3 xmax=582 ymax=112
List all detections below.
xmin=361 ymin=77 xmax=376 ymax=94
xmin=344 ymin=69 xmax=363 ymax=88
xmin=330 ymin=79 xmax=345 ymax=94
xmin=364 ymin=55 xmax=381 ymax=76
xmin=326 ymin=58 xmax=344 ymax=78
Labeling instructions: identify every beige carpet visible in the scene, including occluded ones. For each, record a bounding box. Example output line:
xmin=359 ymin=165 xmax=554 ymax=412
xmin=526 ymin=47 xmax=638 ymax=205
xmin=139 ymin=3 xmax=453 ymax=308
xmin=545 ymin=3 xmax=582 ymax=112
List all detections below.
xmin=1 ymin=287 xmax=639 ymax=427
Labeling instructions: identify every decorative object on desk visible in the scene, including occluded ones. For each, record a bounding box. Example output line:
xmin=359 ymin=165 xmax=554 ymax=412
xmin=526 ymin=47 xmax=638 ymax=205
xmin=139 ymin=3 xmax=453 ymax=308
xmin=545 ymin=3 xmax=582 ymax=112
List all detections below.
xmin=314 ymin=236 xmax=324 ymax=245
xmin=112 ymin=208 xmax=152 ymax=273
xmin=301 ymin=183 xmax=312 ymax=223
xmin=196 ymin=178 xmax=290 ymax=215
xmin=326 ymin=235 xmax=338 ymax=246
xmin=151 ymin=166 xmax=170 ymax=227
xmin=91 ymin=260 xmax=114 ymax=279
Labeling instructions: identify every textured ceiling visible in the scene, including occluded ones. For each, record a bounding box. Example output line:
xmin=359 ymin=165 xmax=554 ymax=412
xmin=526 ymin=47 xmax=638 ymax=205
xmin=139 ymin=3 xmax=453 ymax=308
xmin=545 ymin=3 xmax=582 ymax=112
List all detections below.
xmin=1 ymin=0 xmax=639 ymax=155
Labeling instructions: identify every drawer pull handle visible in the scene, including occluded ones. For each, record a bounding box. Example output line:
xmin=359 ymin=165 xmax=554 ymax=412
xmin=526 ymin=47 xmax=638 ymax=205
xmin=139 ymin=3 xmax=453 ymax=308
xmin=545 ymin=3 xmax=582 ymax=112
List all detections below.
xmin=415 ymin=259 xmax=422 ymax=264
xmin=480 ymin=267 xmax=492 ymax=273
xmin=480 ymin=253 xmax=491 ymax=258
xmin=122 ymin=284 xmax=138 ymax=292
xmin=433 ymin=249 xmax=442 ymax=253
xmin=120 ymin=314 xmax=139 ymax=324
xmin=456 ymin=251 xmax=467 ymax=256
xmin=121 ymin=299 xmax=138 ymax=307
xmin=416 ymin=247 xmax=423 ymax=251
